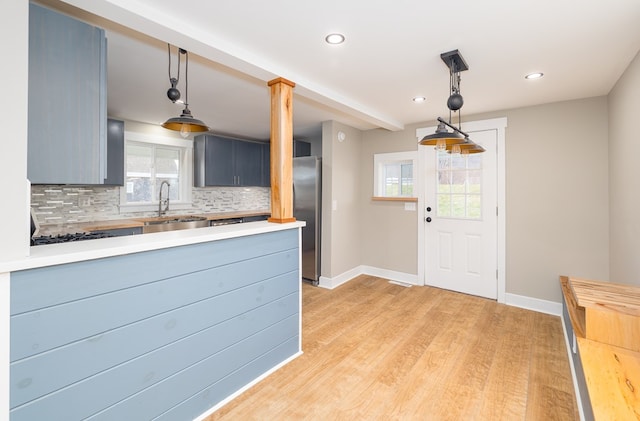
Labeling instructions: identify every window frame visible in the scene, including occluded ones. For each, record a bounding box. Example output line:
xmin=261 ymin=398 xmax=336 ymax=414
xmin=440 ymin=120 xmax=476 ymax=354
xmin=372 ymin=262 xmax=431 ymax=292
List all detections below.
xmin=373 ymin=151 xmax=417 ymax=200
xmin=119 ymin=131 xmax=193 ymax=213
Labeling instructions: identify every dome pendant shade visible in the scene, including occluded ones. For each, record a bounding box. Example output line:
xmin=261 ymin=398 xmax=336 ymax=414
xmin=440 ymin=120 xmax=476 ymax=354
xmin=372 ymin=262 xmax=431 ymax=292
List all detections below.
xmin=162 ymin=106 xmax=209 ymax=133
xmin=460 ymin=144 xmax=485 ymax=154
xmin=445 ymin=140 xmax=485 ymax=154
xmin=419 ymin=122 xmax=465 ymax=146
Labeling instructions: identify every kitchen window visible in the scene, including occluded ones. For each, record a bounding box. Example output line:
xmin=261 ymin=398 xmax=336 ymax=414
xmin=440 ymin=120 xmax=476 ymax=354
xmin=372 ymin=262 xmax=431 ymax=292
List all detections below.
xmin=373 ymin=151 xmax=417 ymax=200
xmin=120 ymin=132 xmax=192 ymax=211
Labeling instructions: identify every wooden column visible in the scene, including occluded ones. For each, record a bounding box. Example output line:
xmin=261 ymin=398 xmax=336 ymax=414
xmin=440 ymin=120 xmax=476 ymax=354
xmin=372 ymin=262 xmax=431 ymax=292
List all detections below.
xmin=267 ymin=77 xmax=297 ymax=223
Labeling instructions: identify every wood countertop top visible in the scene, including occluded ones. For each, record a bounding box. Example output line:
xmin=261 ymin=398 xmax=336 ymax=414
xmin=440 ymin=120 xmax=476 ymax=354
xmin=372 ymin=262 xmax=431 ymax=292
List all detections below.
xmin=76 ymin=210 xmax=270 ymax=232
xmin=560 ymin=276 xmax=640 ymax=420
xmin=569 ymin=277 xmax=640 ymax=317
xmin=577 ymin=337 xmax=640 ymax=420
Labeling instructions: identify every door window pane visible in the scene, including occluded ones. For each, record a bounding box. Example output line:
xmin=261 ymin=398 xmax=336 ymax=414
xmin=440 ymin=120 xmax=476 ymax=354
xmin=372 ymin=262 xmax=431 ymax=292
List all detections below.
xmin=435 ymin=150 xmax=483 ymax=220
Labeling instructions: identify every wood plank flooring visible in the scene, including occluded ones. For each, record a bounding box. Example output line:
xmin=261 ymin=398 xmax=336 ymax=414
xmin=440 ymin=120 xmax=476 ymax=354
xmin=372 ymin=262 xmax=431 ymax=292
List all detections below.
xmin=206 ymin=275 xmax=579 ymax=420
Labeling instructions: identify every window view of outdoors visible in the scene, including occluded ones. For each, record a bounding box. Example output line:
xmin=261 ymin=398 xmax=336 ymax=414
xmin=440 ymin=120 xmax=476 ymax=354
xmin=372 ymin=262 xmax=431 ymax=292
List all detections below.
xmin=437 ymin=152 xmax=482 ymax=219
xmin=126 ymin=142 xmax=180 ymax=203
xmin=384 ymin=161 xmax=413 ymax=196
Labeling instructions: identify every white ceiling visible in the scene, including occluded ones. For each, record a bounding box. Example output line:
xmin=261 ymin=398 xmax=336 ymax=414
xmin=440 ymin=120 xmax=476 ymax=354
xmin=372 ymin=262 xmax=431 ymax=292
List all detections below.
xmin=45 ymin=0 xmax=640 ymax=141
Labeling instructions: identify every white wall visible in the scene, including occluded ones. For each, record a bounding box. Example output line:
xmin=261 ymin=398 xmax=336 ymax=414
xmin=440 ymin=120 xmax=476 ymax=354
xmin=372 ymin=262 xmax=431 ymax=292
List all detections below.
xmin=0 ymin=1 xmax=29 ymax=261
xmin=608 ymin=50 xmax=640 ymax=285
xmin=321 ymin=121 xmax=363 ymax=279
xmin=360 ymin=129 xmax=419 ymax=275
xmin=498 ymin=97 xmax=610 ymax=302
xmin=0 ymin=1 xmax=29 ymax=417
xmin=358 ymin=97 xmax=610 ymax=303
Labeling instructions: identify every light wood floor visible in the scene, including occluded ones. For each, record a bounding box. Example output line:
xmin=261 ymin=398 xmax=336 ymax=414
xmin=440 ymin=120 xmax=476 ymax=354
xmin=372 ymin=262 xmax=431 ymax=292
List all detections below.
xmin=206 ymin=275 xmax=579 ymax=420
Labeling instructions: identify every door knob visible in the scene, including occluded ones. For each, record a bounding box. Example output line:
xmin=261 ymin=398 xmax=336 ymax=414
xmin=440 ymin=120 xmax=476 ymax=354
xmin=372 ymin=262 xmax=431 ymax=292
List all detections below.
xmin=425 ymin=217 xmax=432 ymax=223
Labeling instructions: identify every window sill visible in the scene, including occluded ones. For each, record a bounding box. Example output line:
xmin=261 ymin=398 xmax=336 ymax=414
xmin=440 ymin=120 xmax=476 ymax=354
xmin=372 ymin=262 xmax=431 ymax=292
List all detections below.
xmin=371 ymin=196 xmax=418 ymax=202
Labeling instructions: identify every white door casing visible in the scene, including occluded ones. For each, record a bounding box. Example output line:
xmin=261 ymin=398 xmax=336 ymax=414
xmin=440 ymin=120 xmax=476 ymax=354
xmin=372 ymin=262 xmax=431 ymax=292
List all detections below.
xmin=416 ymin=118 xmax=507 ymax=302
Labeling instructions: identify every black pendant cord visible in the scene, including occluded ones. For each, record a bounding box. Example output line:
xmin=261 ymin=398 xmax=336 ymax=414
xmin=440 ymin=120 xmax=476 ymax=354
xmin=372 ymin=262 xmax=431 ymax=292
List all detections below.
xmin=458 ymin=89 xmax=462 ymax=130
xmin=167 ymin=44 xmax=181 ymax=86
xmin=183 ymin=49 xmax=189 ymax=107
xmin=448 ymin=67 xmax=453 ymax=125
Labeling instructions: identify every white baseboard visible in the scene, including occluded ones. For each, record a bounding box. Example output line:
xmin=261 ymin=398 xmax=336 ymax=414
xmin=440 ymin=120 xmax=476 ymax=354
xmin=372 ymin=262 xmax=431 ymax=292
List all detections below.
xmin=319 ymin=269 xmax=561 ymax=318
xmin=194 ymin=351 xmax=303 ymax=421
xmin=318 ymin=266 xmax=363 ymax=289
xmin=505 ymin=293 xmax=562 ymax=316
xmin=318 ymin=265 xmax=417 ymax=290
xmin=361 ymin=266 xmax=418 ymax=285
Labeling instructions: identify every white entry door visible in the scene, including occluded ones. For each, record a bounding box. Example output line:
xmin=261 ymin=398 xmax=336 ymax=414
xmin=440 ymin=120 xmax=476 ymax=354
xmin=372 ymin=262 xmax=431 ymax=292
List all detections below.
xmin=423 ymin=128 xmax=498 ymax=299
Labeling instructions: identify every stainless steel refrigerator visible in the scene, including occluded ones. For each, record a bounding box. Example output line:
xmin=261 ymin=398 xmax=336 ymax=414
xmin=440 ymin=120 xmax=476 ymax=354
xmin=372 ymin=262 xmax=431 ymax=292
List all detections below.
xmin=293 ymin=156 xmax=321 ymax=285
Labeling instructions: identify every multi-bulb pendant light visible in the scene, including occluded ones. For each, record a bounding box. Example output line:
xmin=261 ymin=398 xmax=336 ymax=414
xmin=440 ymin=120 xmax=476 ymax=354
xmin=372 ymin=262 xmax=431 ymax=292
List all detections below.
xmin=162 ymin=45 xmax=209 ymax=138
xmin=419 ymin=50 xmax=484 ymax=155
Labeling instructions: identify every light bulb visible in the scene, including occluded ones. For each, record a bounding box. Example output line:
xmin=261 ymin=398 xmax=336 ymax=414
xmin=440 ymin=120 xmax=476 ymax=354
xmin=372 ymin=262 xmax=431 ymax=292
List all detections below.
xmin=179 ymin=123 xmax=191 ymax=138
xmin=436 ymin=139 xmax=446 ymax=151
xmin=451 ymin=144 xmax=461 ymax=155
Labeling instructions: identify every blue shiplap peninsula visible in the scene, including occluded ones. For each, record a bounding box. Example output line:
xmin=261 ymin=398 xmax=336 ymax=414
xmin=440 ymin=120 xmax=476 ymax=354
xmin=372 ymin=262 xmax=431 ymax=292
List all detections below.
xmin=7 ymin=221 xmax=304 ymax=420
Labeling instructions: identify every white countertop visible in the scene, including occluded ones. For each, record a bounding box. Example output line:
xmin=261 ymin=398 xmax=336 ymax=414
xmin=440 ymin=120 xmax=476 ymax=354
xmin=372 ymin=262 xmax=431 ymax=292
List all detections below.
xmin=0 ymin=221 xmax=305 ymax=273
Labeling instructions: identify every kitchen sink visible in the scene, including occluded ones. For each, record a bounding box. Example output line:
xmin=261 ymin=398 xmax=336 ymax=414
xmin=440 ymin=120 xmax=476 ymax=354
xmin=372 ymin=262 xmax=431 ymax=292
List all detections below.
xmin=140 ymin=216 xmax=209 ymax=234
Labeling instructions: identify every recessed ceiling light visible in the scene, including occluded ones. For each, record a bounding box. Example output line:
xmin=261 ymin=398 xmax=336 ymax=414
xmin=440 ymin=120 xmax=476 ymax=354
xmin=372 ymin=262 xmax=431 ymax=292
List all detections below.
xmin=413 ymin=96 xmax=426 ymax=103
xmin=525 ymin=72 xmax=544 ymax=80
xmin=325 ymin=33 xmax=345 ymax=45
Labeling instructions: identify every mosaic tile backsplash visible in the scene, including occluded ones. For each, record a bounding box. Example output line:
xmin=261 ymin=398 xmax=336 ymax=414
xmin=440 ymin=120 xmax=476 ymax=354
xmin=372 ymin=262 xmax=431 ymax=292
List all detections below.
xmin=31 ymin=185 xmax=271 ymax=235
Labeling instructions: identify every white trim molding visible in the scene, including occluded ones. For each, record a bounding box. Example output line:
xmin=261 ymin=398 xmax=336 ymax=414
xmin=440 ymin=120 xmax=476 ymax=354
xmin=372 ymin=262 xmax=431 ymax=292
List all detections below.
xmin=505 ymin=293 xmax=562 ymax=316
xmin=0 ymin=272 xmax=9 ymax=419
xmin=193 ymin=351 xmax=303 ymax=421
xmin=319 ymin=265 xmax=418 ymax=290
xmin=319 ymin=266 xmax=364 ymax=289
xmin=318 ymin=265 xmax=562 ymax=319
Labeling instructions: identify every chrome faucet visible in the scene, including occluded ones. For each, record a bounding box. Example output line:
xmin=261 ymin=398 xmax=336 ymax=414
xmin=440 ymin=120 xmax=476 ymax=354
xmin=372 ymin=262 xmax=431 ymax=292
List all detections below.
xmin=158 ymin=181 xmax=170 ymax=216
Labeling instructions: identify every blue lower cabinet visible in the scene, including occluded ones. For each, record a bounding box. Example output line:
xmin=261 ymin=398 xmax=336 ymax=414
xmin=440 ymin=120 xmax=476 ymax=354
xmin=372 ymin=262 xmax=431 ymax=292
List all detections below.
xmin=10 ymin=229 xmax=300 ymax=420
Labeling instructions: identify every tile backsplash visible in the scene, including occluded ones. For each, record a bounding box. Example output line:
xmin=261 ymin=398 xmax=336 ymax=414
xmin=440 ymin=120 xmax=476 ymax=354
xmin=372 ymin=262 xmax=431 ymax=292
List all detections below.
xmin=31 ymin=185 xmax=270 ymax=235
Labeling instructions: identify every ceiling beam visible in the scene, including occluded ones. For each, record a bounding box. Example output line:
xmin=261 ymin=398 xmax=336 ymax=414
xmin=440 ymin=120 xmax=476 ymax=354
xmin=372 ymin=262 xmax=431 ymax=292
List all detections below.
xmin=59 ymin=0 xmax=405 ymax=132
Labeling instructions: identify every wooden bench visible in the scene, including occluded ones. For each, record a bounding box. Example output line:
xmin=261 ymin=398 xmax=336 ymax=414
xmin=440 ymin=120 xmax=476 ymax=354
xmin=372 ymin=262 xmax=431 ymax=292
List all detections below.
xmin=560 ymin=276 xmax=640 ymax=420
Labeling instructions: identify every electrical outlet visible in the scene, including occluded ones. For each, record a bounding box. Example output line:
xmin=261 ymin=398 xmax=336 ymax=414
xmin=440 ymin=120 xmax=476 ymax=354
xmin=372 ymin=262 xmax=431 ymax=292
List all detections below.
xmin=79 ymin=197 xmax=91 ymax=207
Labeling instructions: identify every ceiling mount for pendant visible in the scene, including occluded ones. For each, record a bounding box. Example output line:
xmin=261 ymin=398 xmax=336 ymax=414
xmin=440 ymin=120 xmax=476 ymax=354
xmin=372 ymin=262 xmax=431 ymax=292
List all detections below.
xmin=440 ymin=49 xmax=468 ymax=73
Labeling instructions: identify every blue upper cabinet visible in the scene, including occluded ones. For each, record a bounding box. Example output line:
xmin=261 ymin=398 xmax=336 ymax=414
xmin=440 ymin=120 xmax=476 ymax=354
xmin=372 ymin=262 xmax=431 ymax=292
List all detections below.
xmin=28 ymin=4 xmax=107 ymax=184
xmin=194 ymin=134 xmax=269 ymax=187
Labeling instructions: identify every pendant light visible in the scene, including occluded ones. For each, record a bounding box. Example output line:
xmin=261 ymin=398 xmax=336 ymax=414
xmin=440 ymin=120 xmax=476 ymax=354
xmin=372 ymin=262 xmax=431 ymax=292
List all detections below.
xmin=419 ymin=50 xmax=483 ymax=154
xmin=162 ymin=45 xmax=209 ymax=138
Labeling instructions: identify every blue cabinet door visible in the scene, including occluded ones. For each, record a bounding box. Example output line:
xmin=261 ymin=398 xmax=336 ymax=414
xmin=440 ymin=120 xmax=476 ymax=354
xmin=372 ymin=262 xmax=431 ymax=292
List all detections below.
xmin=235 ymin=140 xmax=263 ymax=186
xmin=262 ymin=142 xmax=271 ymax=187
xmin=28 ymin=4 xmax=107 ymax=184
xmin=103 ymin=119 xmax=125 ymax=185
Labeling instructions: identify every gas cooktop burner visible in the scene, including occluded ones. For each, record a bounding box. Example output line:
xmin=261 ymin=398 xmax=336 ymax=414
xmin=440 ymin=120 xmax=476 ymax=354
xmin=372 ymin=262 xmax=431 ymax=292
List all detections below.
xmin=31 ymin=232 xmax=115 ymax=246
